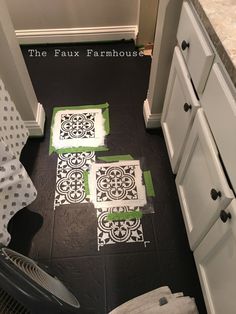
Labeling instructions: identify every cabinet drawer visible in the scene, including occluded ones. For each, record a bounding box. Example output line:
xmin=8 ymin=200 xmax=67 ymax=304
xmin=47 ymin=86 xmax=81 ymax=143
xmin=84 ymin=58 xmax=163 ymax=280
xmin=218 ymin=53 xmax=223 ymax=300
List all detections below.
xmin=161 ymin=46 xmax=200 ymax=173
xmin=176 ymin=109 xmax=234 ymax=250
xmin=201 ymin=63 xmax=236 ymax=194
xmin=177 ymin=2 xmax=214 ymax=94
xmin=194 ymin=199 xmax=236 ymax=314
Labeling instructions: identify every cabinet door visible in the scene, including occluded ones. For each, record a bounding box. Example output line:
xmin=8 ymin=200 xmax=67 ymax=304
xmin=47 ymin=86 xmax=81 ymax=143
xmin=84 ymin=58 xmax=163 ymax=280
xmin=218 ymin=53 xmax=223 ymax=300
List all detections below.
xmin=194 ymin=199 xmax=236 ymax=314
xmin=161 ymin=46 xmax=200 ymax=173
xmin=201 ymin=63 xmax=236 ymax=193
xmin=176 ymin=109 xmax=234 ymax=250
xmin=177 ymin=2 xmax=214 ymax=94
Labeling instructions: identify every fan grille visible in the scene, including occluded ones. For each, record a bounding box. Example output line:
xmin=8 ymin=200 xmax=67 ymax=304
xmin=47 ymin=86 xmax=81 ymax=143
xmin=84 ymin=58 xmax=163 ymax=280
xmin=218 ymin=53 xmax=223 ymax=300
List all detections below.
xmin=2 ymin=248 xmax=79 ymax=308
xmin=0 ymin=288 xmax=30 ymax=314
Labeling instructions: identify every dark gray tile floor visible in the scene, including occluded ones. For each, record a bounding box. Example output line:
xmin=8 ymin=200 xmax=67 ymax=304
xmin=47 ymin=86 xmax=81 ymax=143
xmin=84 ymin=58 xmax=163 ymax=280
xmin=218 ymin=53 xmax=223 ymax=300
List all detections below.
xmin=8 ymin=41 xmax=207 ymax=314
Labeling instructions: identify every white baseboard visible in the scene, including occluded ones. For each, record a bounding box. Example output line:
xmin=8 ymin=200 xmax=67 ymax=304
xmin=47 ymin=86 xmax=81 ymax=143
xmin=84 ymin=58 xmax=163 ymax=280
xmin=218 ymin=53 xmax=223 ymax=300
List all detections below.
xmin=15 ymin=25 xmax=138 ymax=45
xmin=24 ymin=103 xmax=45 ymax=137
xmin=143 ymin=99 xmax=161 ymax=128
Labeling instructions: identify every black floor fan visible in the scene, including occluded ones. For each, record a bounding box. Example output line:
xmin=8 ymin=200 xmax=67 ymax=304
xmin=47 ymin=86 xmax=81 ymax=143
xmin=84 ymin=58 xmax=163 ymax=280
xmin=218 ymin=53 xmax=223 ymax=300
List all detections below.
xmin=0 ymin=247 xmax=80 ymax=313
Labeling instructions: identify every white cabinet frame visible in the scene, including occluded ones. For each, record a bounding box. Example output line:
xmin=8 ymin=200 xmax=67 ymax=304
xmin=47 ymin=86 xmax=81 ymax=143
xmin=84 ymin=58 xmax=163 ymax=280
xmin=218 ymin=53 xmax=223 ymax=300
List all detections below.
xmin=176 ymin=109 xmax=234 ymax=250
xmin=161 ymin=46 xmax=200 ymax=173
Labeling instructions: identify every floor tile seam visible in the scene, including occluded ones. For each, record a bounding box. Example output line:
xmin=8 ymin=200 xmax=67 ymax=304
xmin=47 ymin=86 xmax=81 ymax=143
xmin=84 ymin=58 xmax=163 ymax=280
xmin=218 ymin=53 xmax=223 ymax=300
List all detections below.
xmin=49 ymin=210 xmax=56 ymax=261
xmin=151 ymin=226 xmax=192 ymax=253
xmin=102 ymin=249 xmax=158 ymax=258
xmin=50 ymin=156 xmax=59 ymax=259
xmin=150 ymin=215 xmax=160 ymax=251
xmin=50 ymin=248 xmax=159 ymax=261
xmin=158 ymin=247 xmax=194 ymax=255
xmin=50 ymin=253 xmax=103 ymax=261
xmin=102 ymin=255 xmax=108 ymax=314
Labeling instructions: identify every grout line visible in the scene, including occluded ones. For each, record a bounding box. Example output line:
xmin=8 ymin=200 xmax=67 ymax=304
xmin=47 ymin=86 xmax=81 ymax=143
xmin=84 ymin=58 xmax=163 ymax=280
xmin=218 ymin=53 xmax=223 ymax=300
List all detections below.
xmin=49 ymin=158 xmax=58 ymax=262
xmin=103 ymin=255 xmax=108 ymax=314
xmin=50 ymin=249 xmax=158 ymax=261
xmin=150 ymin=214 xmax=159 ymax=252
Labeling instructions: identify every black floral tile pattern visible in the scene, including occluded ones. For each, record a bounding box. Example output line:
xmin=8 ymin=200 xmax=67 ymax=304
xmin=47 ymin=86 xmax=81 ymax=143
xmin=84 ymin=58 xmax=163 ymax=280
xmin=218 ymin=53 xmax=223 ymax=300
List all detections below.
xmin=60 ymin=113 xmax=96 ymax=140
xmin=54 ymin=152 xmax=95 ymax=208
xmin=90 ymin=160 xmax=146 ymax=209
xmin=96 ymin=165 xmax=138 ymax=202
xmin=97 ymin=207 xmax=144 ymax=250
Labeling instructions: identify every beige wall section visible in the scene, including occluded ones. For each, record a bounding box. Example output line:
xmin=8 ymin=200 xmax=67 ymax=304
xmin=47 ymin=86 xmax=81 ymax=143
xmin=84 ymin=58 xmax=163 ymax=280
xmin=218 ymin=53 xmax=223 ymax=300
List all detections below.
xmin=137 ymin=0 xmax=158 ymax=46
xmin=0 ymin=0 xmax=45 ymax=136
xmin=6 ymin=0 xmax=139 ymax=29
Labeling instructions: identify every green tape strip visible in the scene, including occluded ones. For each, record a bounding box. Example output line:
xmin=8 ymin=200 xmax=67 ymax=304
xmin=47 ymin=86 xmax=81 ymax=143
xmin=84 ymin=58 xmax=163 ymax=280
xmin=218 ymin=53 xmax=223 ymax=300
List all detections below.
xmin=103 ymin=108 xmax=110 ymax=135
xmin=53 ymin=103 xmax=109 ymax=112
xmin=51 ymin=146 xmax=109 ymax=155
xmin=49 ymin=103 xmax=109 ymax=155
xmin=98 ymin=154 xmax=134 ymax=162
xmin=83 ymin=171 xmax=90 ymax=196
xmin=143 ymin=170 xmax=155 ymax=197
xmin=107 ymin=210 xmax=143 ymax=221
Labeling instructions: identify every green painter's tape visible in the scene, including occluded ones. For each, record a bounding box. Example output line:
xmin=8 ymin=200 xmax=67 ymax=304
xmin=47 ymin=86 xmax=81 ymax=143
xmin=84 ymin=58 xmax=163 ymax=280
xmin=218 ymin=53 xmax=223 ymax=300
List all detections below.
xmin=51 ymin=146 xmax=109 ymax=155
xmin=49 ymin=103 xmax=109 ymax=155
xmin=83 ymin=171 xmax=90 ymax=196
xmin=98 ymin=154 xmax=134 ymax=162
xmin=107 ymin=211 xmax=143 ymax=221
xmin=143 ymin=170 xmax=155 ymax=197
xmin=53 ymin=103 xmax=109 ymax=113
xmin=103 ymin=108 xmax=110 ymax=135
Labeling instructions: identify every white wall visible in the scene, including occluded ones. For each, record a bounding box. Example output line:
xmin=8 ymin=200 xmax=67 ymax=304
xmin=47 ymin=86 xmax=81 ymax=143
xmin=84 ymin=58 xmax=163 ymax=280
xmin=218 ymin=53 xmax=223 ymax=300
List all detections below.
xmin=137 ymin=0 xmax=158 ymax=46
xmin=6 ymin=0 xmax=139 ymax=29
xmin=6 ymin=0 xmax=140 ymax=43
xmin=0 ymin=0 xmax=45 ymax=136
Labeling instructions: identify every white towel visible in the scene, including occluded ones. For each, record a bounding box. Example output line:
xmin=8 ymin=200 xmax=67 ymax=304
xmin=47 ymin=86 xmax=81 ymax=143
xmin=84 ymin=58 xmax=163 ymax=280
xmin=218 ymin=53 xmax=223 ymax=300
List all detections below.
xmin=155 ymin=296 xmax=199 ymax=314
xmin=109 ymin=286 xmax=172 ymax=314
xmin=109 ymin=287 xmax=199 ymax=314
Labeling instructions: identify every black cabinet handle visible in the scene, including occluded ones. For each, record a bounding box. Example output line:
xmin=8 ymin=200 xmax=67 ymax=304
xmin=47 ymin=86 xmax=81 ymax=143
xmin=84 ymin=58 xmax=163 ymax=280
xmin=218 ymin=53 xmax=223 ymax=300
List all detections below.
xmin=183 ymin=103 xmax=192 ymax=112
xmin=181 ymin=40 xmax=190 ymax=51
xmin=210 ymin=188 xmax=221 ymax=200
xmin=220 ymin=210 xmax=231 ymax=223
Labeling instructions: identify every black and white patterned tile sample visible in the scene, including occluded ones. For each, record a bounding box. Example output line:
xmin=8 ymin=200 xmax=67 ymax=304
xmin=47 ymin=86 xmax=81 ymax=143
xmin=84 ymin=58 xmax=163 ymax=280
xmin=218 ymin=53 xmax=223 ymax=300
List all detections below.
xmin=89 ymin=160 xmax=147 ymax=208
xmin=97 ymin=207 xmax=144 ymax=250
xmin=54 ymin=152 xmax=95 ymax=209
xmin=60 ymin=112 xmax=95 ymax=140
xmin=52 ymin=108 xmax=106 ymax=150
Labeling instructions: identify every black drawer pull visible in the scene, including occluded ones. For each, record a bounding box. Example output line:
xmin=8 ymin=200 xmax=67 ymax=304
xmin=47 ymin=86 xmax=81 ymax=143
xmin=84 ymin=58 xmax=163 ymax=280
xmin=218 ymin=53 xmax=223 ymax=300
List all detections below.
xmin=183 ymin=103 xmax=192 ymax=112
xmin=220 ymin=210 xmax=231 ymax=223
xmin=210 ymin=188 xmax=221 ymax=200
xmin=181 ymin=40 xmax=190 ymax=51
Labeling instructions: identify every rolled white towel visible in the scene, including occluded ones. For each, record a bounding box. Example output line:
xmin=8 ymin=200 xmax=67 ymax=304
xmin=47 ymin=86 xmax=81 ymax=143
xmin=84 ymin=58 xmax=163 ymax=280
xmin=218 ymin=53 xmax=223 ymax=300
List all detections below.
xmin=155 ymin=297 xmax=199 ymax=314
xmin=127 ymin=296 xmax=198 ymax=314
xmin=109 ymin=288 xmax=199 ymax=314
xmin=109 ymin=286 xmax=172 ymax=314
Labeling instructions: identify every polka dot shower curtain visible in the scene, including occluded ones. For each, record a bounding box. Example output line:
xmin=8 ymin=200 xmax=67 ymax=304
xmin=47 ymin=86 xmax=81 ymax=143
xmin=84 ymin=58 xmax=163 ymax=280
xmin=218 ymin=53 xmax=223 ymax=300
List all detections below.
xmin=0 ymin=78 xmax=37 ymax=246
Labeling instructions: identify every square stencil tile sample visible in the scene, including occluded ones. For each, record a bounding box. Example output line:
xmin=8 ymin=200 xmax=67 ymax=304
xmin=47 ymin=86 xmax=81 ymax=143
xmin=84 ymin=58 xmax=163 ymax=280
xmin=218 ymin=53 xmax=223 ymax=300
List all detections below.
xmin=54 ymin=152 xmax=95 ymax=209
xmin=89 ymin=160 xmax=147 ymax=208
xmin=52 ymin=108 xmax=106 ymax=151
xmin=97 ymin=207 xmax=144 ymax=250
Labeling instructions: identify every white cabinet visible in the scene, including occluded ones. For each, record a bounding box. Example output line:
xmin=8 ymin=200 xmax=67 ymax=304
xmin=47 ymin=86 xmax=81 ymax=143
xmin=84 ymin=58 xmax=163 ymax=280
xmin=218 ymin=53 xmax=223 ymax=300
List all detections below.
xmin=161 ymin=46 xmax=200 ymax=173
xmin=177 ymin=2 xmax=214 ymax=94
xmin=194 ymin=199 xmax=236 ymax=314
xmin=176 ymin=109 xmax=234 ymax=250
xmin=201 ymin=63 xmax=236 ymax=193
xmin=161 ymin=1 xmax=236 ymax=312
